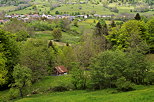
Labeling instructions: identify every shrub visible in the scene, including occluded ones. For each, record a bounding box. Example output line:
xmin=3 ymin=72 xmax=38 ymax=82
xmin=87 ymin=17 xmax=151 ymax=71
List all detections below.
xmin=52 ymin=86 xmax=68 ymax=92
xmin=145 ymin=72 xmax=154 ymax=85
xmin=52 ymin=28 xmax=62 ymax=41
xmin=116 ymin=77 xmax=134 ymax=91
xmin=8 ymin=88 xmax=19 ymax=100
xmin=55 ymin=11 xmax=60 ymax=14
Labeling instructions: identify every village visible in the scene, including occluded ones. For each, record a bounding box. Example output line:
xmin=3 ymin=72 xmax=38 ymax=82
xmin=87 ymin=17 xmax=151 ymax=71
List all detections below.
xmin=0 ymin=12 xmax=139 ymax=24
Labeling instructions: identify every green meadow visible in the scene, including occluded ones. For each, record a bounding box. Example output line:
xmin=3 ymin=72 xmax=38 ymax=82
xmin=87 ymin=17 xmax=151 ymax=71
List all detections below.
xmin=15 ymin=86 xmax=154 ymax=102
xmin=11 ymin=75 xmax=154 ymax=102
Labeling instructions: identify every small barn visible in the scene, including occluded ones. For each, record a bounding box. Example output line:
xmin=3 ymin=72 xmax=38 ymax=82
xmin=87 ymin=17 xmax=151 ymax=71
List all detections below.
xmin=54 ymin=66 xmax=68 ymax=75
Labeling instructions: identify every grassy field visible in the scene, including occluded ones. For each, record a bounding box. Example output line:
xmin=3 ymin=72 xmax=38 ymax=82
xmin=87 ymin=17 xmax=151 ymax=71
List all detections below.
xmin=0 ymin=6 xmax=17 ymax=12
xmin=33 ymin=30 xmax=80 ymax=44
xmin=1 ymin=73 xmax=154 ymax=102
xmin=15 ymin=84 xmax=154 ymax=102
xmin=49 ymin=4 xmax=115 ymax=15
xmin=32 ymin=19 xmax=96 ymax=44
xmin=5 ymin=1 xmax=153 ymax=16
xmin=1 ymin=75 xmax=154 ymax=102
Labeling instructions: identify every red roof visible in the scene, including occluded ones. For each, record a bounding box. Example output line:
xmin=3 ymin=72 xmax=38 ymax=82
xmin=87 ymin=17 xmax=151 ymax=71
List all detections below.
xmin=55 ymin=66 xmax=68 ymax=74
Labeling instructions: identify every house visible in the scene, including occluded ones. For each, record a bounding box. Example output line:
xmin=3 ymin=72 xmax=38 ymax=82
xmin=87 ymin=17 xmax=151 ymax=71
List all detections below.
xmin=0 ymin=19 xmax=9 ymax=24
xmin=42 ymin=13 xmax=47 ymax=18
xmin=5 ymin=14 xmax=12 ymax=18
xmin=0 ymin=20 xmax=4 ymax=24
xmin=31 ymin=14 xmax=40 ymax=18
xmin=54 ymin=66 xmax=68 ymax=75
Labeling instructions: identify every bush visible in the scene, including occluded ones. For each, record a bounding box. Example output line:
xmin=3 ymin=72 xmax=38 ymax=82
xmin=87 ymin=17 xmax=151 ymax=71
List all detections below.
xmin=109 ymin=7 xmax=119 ymax=13
xmin=8 ymin=88 xmax=19 ymax=100
xmin=90 ymin=50 xmax=151 ymax=90
xmin=52 ymin=28 xmax=62 ymax=41
xmin=28 ymin=21 xmax=56 ymax=31
xmin=116 ymin=77 xmax=134 ymax=91
xmin=55 ymin=11 xmax=60 ymax=14
xmin=145 ymin=72 xmax=154 ymax=85
xmin=52 ymin=86 xmax=68 ymax=92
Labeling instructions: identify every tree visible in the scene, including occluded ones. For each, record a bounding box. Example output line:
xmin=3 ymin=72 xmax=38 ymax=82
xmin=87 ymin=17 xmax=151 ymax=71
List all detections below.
xmin=3 ymin=18 xmax=31 ymax=41
xmin=70 ymin=62 xmax=87 ymax=89
xmin=55 ymin=11 xmax=60 ymax=14
xmin=93 ymin=19 xmax=109 ymax=51
xmin=125 ymin=51 xmax=150 ymax=84
xmin=52 ymin=28 xmax=62 ymax=41
xmin=73 ymin=19 xmax=78 ymax=27
xmin=0 ymin=29 xmax=19 ymax=88
xmin=54 ymin=45 xmax=77 ymax=69
xmin=111 ymin=20 xmax=116 ymax=27
xmin=12 ymin=64 xmax=32 ymax=97
xmin=134 ymin=13 xmax=141 ymax=20
xmin=58 ymin=19 xmax=70 ymax=31
xmin=19 ymin=39 xmax=49 ymax=82
xmin=90 ymin=50 xmax=129 ymax=90
xmin=108 ymin=20 xmax=149 ymax=53
xmin=147 ymin=18 xmax=154 ymax=53
xmin=0 ymin=51 xmax=7 ymax=86
xmin=90 ymin=50 xmax=150 ymax=90
xmin=74 ymin=34 xmax=99 ymax=67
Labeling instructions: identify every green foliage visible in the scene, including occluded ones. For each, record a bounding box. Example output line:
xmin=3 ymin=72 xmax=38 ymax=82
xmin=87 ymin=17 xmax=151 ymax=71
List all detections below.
xmin=90 ymin=50 xmax=128 ymax=90
xmin=135 ymin=13 xmax=141 ymax=20
xmin=12 ymin=64 xmax=32 ymax=97
xmin=147 ymin=18 xmax=154 ymax=52
xmin=52 ymin=28 xmax=62 ymax=41
xmin=8 ymin=88 xmax=19 ymax=100
xmin=108 ymin=20 xmax=149 ymax=52
xmin=145 ymin=72 xmax=154 ymax=85
xmin=116 ymin=77 xmax=134 ymax=91
xmin=55 ymin=11 xmax=60 ymax=14
xmin=93 ymin=19 xmax=109 ymax=51
xmin=0 ymin=29 xmax=19 ymax=87
xmin=90 ymin=50 xmax=151 ymax=90
xmin=54 ymin=46 xmax=77 ymax=69
xmin=14 ymin=85 xmax=154 ymax=102
xmin=94 ymin=19 xmax=108 ymax=36
xmin=73 ymin=19 xmax=78 ymax=27
xmin=3 ymin=19 xmax=30 ymax=41
xmin=28 ymin=21 xmax=56 ymax=31
xmin=0 ymin=52 xmax=7 ymax=86
xmin=70 ymin=62 xmax=87 ymax=89
xmin=125 ymin=51 xmax=150 ymax=84
xmin=110 ymin=20 xmax=116 ymax=27
xmin=58 ymin=19 xmax=70 ymax=31
xmin=23 ymin=75 xmax=73 ymax=95
xmin=16 ymin=30 xmax=29 ymax=41
xmin=19 ymin=39 xmax=50 ymax=82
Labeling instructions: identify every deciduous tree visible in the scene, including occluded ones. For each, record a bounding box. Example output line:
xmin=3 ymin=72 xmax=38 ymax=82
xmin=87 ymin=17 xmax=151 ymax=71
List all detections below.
xmin=12 ymin=64 xmax=32 ymax=97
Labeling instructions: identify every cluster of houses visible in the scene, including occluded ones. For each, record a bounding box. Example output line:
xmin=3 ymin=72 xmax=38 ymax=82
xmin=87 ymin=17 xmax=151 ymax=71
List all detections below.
xmin=0 ymin=12 xmax=140 ymax=24
xmin=0 ymin=13 xmax=116 ymax=24
xmin=2 ymin=13 xmax=76 ymax=22
xmin=0 ymin=13 xmax=76 ymax=24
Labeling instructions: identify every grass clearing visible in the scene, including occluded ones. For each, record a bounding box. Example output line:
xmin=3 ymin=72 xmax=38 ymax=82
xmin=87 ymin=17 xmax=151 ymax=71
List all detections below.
xmin=0 ymin=6 xmax=17 ymax=12
xmin=49 ymin=4 xmax=115 ymax=15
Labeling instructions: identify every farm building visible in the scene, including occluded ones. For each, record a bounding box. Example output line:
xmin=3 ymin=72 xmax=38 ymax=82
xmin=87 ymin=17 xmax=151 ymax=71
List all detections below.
xmin=54 ymin=66 xmax=68 ymax=75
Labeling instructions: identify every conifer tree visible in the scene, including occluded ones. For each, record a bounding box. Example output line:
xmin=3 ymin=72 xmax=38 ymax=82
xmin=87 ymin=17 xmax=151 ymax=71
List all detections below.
xmin=134 ymin=13 xmax=141 ymax=20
